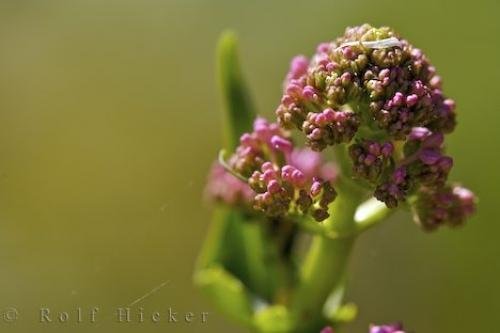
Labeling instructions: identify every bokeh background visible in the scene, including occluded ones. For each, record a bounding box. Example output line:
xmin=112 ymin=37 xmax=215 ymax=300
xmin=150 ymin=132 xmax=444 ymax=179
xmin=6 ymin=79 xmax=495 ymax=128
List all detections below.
xmin=0 ymin=0 xmax=498 ymax=332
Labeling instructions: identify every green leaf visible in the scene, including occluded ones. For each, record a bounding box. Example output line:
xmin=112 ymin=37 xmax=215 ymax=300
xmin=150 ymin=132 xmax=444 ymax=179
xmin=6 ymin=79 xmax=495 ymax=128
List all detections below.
xmin=323 ymin=282 xmax=357 ymax=324
xmin=194 ymin=265 xmax=254 ymax=326
xmin=195 ymin=206 xmax=253 ymax=287
xmin=253 ymin=305 xmax=294 ymax=333
xmin=329 ymin=302 xmax=357 ymax=324
xmin=195 ymin=206 xmax=232 ymax=270
xmin=195 ymin=205 xmax=275 ymax=301
xmin=217 ymin=31 xmax=256 ymax=150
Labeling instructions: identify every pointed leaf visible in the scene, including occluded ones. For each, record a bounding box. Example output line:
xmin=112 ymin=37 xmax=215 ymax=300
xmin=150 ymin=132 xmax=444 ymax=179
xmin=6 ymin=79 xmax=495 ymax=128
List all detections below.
xmin=217 ymin=31 xmax=256 ymax=150
xmin=194 ymin=265 xmax=254 ymax=326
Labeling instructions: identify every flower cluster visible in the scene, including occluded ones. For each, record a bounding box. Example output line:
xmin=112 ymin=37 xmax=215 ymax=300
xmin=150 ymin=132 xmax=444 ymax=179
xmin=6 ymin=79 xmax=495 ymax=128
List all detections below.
xmin=207 ymin=24 xmax=475 ymax=229
xmin=274 ymin=24 xmax=475 ymax=229
xmin=413 ymin=185 xmax=476 ymax=231
xmin=303 ymin=107 xmax=360 ymax=151
xmin=277 ymin=24 xmax=455 ymax=142
xmin=349 ymin=139 xmax=394 ymax=183
xmin=249 ymin=162 xmax=336 ymax=221
xmin=320 ymin=323 xmax=406 ymax=333
xmin=208 ymin=117 xmax=337 ymax=221
xmin=373 ymin=126 xmax=453 ymax=208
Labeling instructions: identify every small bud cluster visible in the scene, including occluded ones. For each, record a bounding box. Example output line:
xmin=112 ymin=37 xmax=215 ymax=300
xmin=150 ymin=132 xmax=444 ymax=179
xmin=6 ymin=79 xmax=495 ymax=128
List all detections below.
xmin=303 ymin=108 xmax=360 ymax=151
xmin=413 ymin=185 xmax=476 ymax=231
xmin=349 ymin=140 xmax=394 ymax=183
xmin=373 ymin=126 xmax=453 ymax=208
xmin=229 ymin=117 xmax=287 ymax=178
xmin=213 ymin=117 xmax=337 ymax=221
xmin=249 ymin=162 xmax=336 ymax=221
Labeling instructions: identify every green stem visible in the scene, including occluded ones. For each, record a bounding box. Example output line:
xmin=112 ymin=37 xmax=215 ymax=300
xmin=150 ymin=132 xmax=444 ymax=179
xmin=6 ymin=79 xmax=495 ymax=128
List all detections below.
xmin=354 ymin=197 xmax=394 ymax=233
xmin=290 ymin=183 xmax=363 ymax=332
xmin=240 ymin=222 xmax=275 ymax=300
xmin=292 ymin=236 xmax=355 ymax=331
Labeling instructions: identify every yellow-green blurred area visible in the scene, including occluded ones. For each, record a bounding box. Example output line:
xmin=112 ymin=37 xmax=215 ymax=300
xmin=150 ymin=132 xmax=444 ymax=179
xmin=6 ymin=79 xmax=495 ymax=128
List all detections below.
xmin=0 ymin=0 xmax=498 ymax=332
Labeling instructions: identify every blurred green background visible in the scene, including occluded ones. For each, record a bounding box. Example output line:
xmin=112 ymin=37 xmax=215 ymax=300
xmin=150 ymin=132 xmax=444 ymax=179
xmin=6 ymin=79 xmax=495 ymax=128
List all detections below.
xmin=0 ymin=0 xmax=498 ymax=332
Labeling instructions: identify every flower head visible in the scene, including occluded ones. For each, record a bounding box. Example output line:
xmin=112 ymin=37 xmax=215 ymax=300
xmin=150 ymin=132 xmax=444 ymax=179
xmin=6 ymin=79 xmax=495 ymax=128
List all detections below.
xmin=218 ymin=117 xmax=337 ymax=221
xmin=273 ymin=24 xmax=474 ymax=229
xmin=277 ymin=24 xmax=454 ymax=143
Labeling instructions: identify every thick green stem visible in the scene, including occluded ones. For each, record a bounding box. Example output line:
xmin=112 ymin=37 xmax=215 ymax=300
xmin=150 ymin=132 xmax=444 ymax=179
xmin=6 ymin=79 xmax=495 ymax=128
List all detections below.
xmin=292 ymin=236 xmax=355 ymax=331
xmin=290 ymin=180 xmax=364 ymax=332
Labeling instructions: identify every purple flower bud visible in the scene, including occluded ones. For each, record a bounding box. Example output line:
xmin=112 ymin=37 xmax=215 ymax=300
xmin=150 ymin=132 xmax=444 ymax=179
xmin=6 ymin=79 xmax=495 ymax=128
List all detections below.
xmin=286 ymin=82 xmax=303 ymax=97
xmin=271 ymin=135 xmax=293 ymax=155
xmin=381 ymin=142 xmax=394 ymax=157
xmin=438 ymin=156 xmax=453 ymax=171
xmin=309 ymin=128 xmax=322 ymax=140
xmin=310 ymin=180 xmax=322 ymax=196
xmin=316 ymin=42 xmax=330 ymax=53
xmin=281 ymin=165 xmax=295 ymax=179
xmin=240 ymin=133 xmax=254 ymax=146
xmin=419 ymin=148 xmax=442 ymax=165
xmin=370 ymin=323 xmax=406 ymax=333
xmin=323 ymin=108 xmax=336 ymax=121
xmin=379 ymin=68 xmax=390 ymax=79
xmin=393 ymin=167 xmax=407 ymax=184
xmin=291 ymin=169 xmax=306 ymax=186
xmin=286 ymin=55 xmax=309 ymax=81
xmin=262 ymin=169 xmax=276 ymax=182
xmin=430 ymin=75 xmax=442 ymax=89
xmin=302 ymin=85 xmax=317 ymax=100
xmin=364 ymin=154 xmax=377 ymax=166
xmin=368 ymin=142 xmax=381 ymax=155
xmin=320 ymin=327 xmax=334 ymax=333
xmin=411 ymin=80 xmax=425 ymax=96
xmin=261 ymin=161 xmax=274 ymax=172
xmin=267 ymin=180 xmax=281 ymax=194
xmin=443 ymin=98 xmax=456 ymax=112
xmin=326 ymin=62 xmax=338 ymax=72
xmin=423 ymin=132 xmax=444 ymax=148
xmin=406 ymin=94 xmax=419 ymax=107
xmin=409 ymin=127 xmax=431 ymax=140
xmin=392 ymin=92 xmax=404 ymax=106
xmin=342 ymin=46 xmax=356 ymax=60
